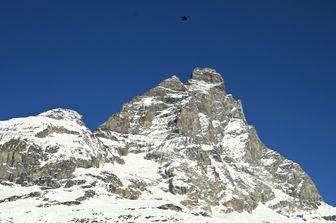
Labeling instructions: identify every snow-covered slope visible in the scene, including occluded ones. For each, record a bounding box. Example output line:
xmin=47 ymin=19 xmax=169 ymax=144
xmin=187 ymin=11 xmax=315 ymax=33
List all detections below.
xmin=0 ymin=68 xmax=335 ymax=222
xmin=0 ymin=108 xmax=117 ymax=188
xmin=0 ymin=109 xmax=110 ymax=162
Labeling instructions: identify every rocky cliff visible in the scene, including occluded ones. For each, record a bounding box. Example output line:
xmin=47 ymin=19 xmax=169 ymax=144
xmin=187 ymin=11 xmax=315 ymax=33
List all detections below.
xmin=0 ymin=68 xmax=334 ymax=223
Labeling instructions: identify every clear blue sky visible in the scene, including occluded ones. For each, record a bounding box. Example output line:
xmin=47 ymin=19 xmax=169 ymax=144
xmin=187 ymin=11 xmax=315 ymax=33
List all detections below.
xmin=0 ymin=0 xmax=335 ymax=205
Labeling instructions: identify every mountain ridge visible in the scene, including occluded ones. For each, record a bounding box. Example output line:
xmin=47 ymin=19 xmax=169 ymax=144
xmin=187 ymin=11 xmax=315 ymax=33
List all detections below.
xmin=0 ymin=68 xmax=335 ymax=222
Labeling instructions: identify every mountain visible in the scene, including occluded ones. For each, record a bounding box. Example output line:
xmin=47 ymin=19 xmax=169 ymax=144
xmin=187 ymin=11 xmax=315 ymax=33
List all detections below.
xmin=0 ymin=68 xmax=335 ymax=223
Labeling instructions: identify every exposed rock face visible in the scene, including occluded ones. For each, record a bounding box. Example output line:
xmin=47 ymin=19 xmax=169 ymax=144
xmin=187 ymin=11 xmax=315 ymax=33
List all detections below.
xmin=191 ymin=68 xmax=225 ymax=90
xmin=96 ymin=68 xmax=322 ymax=214
xmin=0 ymin=68 xmax=334 ymax=223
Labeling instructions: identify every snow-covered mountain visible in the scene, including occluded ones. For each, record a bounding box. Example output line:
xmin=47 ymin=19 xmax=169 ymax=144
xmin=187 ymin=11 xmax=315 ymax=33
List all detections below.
xmin=0 ymin=68 xmax=335 ymax=222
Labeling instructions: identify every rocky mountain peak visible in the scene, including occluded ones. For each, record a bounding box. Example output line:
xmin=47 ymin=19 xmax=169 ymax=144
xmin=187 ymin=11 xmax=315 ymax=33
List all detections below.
xmin=190 ymin=67 xmax=225 ymax=91
xmin=158 ymin=75 xmax=187 ymax=92
xmin=38 ymin=108 xmax=85 ymax=126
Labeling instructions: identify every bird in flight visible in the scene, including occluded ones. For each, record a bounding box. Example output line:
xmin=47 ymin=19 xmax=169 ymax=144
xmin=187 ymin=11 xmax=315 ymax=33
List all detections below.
xmin=180 ymin=16 xmax=188 ymax=21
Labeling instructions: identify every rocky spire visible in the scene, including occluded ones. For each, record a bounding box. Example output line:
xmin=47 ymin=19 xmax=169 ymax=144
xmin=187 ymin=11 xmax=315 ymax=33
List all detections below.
xmin=190 ymin=67 xmax=225 ymax=91
xmin=158 ymin=75 xmax=187 ymax=92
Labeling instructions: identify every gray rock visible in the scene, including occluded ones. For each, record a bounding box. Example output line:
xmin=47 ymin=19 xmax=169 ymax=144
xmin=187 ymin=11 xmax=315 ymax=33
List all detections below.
xmin=158 ymin=203 xmax=183 ymax=212
xmin=322 ymin=215 xmax=336 ymax=221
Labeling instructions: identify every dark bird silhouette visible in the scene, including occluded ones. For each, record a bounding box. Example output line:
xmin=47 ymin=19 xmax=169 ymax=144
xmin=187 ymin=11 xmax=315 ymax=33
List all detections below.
xmin=180 ymin=16 xmax=188 ymax=21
